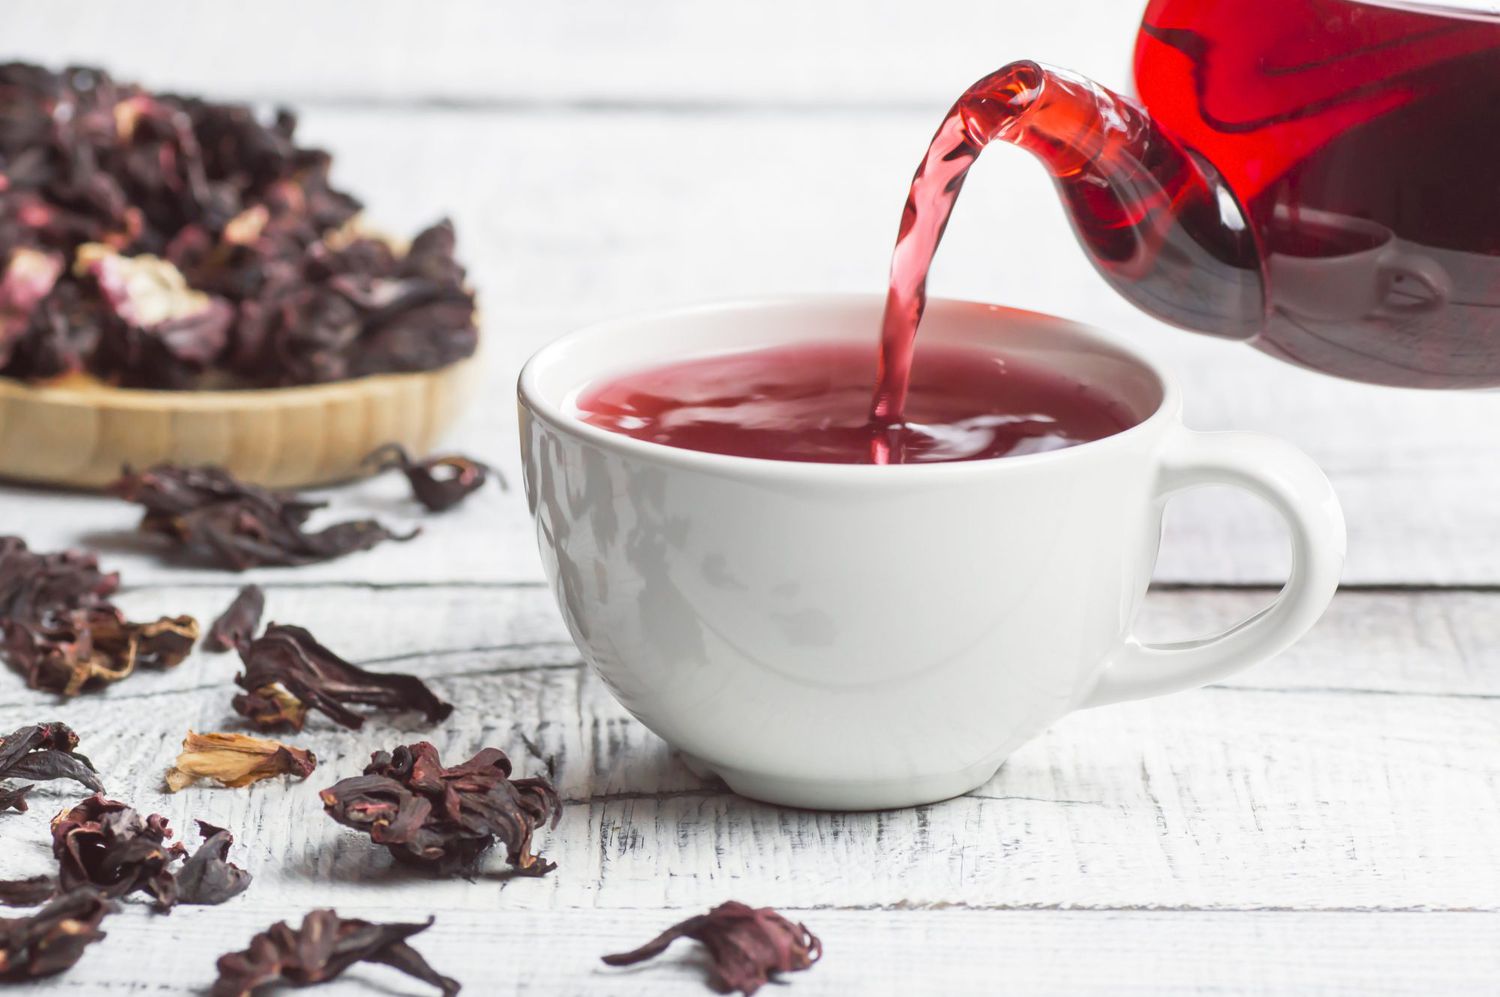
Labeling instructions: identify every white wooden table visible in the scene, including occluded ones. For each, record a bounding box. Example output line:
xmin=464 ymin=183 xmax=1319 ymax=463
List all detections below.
xmin=3 ymin=3 xmax=1499 ymax=993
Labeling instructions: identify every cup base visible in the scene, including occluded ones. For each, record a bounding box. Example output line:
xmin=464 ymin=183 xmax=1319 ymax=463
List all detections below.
xmin=679 ymin=751 xmax=1004 ymax=811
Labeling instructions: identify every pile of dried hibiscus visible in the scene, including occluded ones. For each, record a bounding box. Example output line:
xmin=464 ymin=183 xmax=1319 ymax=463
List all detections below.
xmin=0 ymin=62 xmax=477 ymax=389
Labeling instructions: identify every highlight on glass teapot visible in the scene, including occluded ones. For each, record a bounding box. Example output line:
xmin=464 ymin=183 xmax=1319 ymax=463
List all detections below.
xmin=948 ymin=0 xmax=1500 ymax=388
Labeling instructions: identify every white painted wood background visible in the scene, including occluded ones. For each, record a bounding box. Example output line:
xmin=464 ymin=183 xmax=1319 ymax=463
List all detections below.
xmin=3 ymin=2 xmax=1499 ymax=993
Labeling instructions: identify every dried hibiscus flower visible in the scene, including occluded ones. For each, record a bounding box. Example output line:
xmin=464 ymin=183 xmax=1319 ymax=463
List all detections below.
xmin=50 ymin=795 xmax=251 ymax=911
xmin=165 ymin=730 xmax=315 ymax=791
xmin=0 ymin=536 xmax=199 ymax=695
xmin=51 ymin=795 xmax=183 ymax=910
xmin=212 ymin=909 xmax=459 ymax=997
xmin=320 ymin=741 xmax=560 ymax=877
xmin=73 ymin=242 xmax=235 ymax=388
xmin=110 ymin=464 xmax=415 ymax=570
xmin=175 ymin=822 xmax=252 ymax=906
xmin=0 ymin=722 xmax=104 ymax=812
xmin=0 ymin=247 xmax=63 ymax=367
xmin=233 ymin=624 xmax=452 ymax=731
xmin=204 ymin=585 xmax=265 ymax=652
xmin=364 ymin=443 xmax=502 ymax=513
xmin=0 ymin=63 xmax=478 ymax=390
xmin=0 ymin=888 xmax=115 ymax=981
xmin=602 ymin=902 xmax=823 ymax=995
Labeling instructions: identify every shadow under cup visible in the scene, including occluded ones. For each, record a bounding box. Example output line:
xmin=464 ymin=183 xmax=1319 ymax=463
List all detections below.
xmin=517 ymin=296 xmax=1338 ymax=810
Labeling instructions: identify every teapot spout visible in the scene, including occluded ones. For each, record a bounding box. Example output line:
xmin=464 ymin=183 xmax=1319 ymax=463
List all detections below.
xmin=982 ymin=61 xmax=1264 ymax=339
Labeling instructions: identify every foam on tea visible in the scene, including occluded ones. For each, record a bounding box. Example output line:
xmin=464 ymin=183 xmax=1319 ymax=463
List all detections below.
xmin=575 ymin=341 xmax=1136 ymax=465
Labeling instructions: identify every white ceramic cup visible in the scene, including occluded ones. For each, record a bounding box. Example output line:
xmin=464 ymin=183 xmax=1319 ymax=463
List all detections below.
xmin=518 ymin=296 xmax=1346 ymax=810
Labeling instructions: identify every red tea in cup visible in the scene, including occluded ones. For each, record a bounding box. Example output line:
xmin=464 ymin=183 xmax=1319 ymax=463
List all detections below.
xmin=576 ymin=341 xmax=1137 ymax=465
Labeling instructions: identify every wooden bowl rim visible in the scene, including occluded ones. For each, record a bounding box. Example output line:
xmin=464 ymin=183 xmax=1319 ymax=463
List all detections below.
xmin=0 ymin=355 xmax=478 ymax=413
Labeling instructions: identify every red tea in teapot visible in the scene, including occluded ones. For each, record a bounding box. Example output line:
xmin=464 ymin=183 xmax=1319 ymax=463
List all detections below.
xmin=875 ymin=0 xmax=1500 ymax=402
xmin=577 ymin=341 xmax=1135 ymax=465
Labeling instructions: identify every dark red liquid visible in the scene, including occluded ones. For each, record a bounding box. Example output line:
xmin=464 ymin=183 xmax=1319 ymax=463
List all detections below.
xmin=870 ymin=61 xmax=1260 ymax=423
xmin=577 ymin=341 xmax=1136 ymax=465
xmin=1137 ymin=0 xmax=1500 ymax=386
xmin=876 ymin=1 xmax=1500 ymax=395
xmin=871 ymin=68 xmax=1038 ymax=426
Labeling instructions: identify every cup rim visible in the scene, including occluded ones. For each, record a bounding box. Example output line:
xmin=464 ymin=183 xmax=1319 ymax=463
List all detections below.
xmin=517 ymin=293 xmax=1181 ymax=478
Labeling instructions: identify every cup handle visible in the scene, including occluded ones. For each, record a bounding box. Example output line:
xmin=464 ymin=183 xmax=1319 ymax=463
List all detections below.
xmin=1082 ymin=426 xmax=1346 ymax=708
xmin=1379 ymin=252 xmax=1451 ymax=315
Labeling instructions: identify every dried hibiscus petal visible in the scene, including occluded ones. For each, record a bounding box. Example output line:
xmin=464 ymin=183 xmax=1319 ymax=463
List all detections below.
xmin=175 ymin=821 xmax=251 ymax=905
xmin=205 ymin=584 xmax=265 ymax=652
xmin=602 ymin=902 xmax=823 ymax=995
xmin=212 ymin=909 xmax=459 ymax=997
xmin=110 ymin=464 xmax=415 ymax=570
xmin=1 ymin=278 xmax=108 ymax=380
xmin=0 ymin=536 xmax=198 ymax=695
xmin=73 ymin=242 xmax=234 ymax=388
xmin=233 ymin=624 xmax=451 ymax=731
xmin=364 ymin=443 xmax=501 ymax=513
xmin=0 ymin=722 xmax=104 ymax=811
xmin=165 ymin=730 xmax=315 ymax=791
xmin=0 ymin=247 xmax=63 ymax=367
xmin=51 ymin=795 xmax=184 ymax=911
xmin=0 ymin=63 xmax=477 ymax=391
xmin=50 ymin=795 xmax=251 ymax=912
xmin=0 ymin=888 xmax=115 ymax=981
xmin=320 ymin=741 xmax=560 ymax=877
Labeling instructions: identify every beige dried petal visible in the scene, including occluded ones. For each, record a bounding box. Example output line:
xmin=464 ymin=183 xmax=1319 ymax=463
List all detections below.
xmin=165 ymin=731 xmax=316 ymax=792
xmin=321 ymin=214 xmax=407 ymax=255
xmin=73 ymin=243 xmax=212 ymax=326
xmin=223 ymin=205 xmax=270 ymax=246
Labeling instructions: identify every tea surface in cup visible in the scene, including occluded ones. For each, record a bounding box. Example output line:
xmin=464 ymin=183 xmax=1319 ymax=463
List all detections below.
xmin=574 ymin=341 xmax=1137 ymax=464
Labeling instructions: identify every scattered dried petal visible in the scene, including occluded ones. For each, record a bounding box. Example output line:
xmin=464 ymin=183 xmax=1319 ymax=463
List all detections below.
xmin=205 ymin=585 xmax=265 ymax=652
xmin=211 ymin=909 xmax=459 ymax=997
xmin=51 ymin=795 xmax=183 ymax=911
xmin=0 ymin=722 xmax=104 ymax=809
xmin=165 ymin=730 xmax=315 ymax=791
xmin=320 ymin=741 xmax=560 ymax=877
xmin=110 ymin=465 xmax=416 ymax=570
xmin=0 ymin=536 xmax=198 ymax=695
xmin=364 ymin=443 xmax=502 ymax=513
xmin=49 ymin=797 xmax=252 ymax=912
xmin=175 ymin=821 xmax=252 ymax=905
xmin=234 ymin=625 xmax=451 ymax=732
xmin=602 ymin=902 xmax=822 ymax=995
xmin=0 ymin=876 xmax=56 ymax=908
xmin=0 ymin=888 xmax=115 ymax=981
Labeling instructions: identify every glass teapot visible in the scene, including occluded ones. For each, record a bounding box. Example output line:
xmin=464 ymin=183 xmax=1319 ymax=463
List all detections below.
xmin=976 ymin=0 xmax=1500 ymax=388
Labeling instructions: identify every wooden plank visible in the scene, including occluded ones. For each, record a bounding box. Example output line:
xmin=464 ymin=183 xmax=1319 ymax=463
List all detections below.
xmin=4 ymin=108 xmax=1497 ymax=585
xmin=2 ymin=587 xmax=1497 ymax=914
xmin=3 ymin=0 xmax=1141 ymax=107
xmin=86 ymin=583 xmax=1500 ymax=699
xmin=22 ymin=906 xmax=1500 ymax=995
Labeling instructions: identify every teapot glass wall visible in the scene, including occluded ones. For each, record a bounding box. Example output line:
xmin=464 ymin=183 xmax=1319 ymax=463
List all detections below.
xmin=993 ymin=0 xmax=1500 ymax=387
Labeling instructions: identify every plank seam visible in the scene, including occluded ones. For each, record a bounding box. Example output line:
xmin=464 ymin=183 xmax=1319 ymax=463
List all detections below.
xmin=116 ymin=580 xmax=1500 ymax=594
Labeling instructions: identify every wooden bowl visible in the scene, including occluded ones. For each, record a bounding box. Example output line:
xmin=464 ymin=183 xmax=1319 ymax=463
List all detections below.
xmin=0 ymin=358 xmax=479 ymax=490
